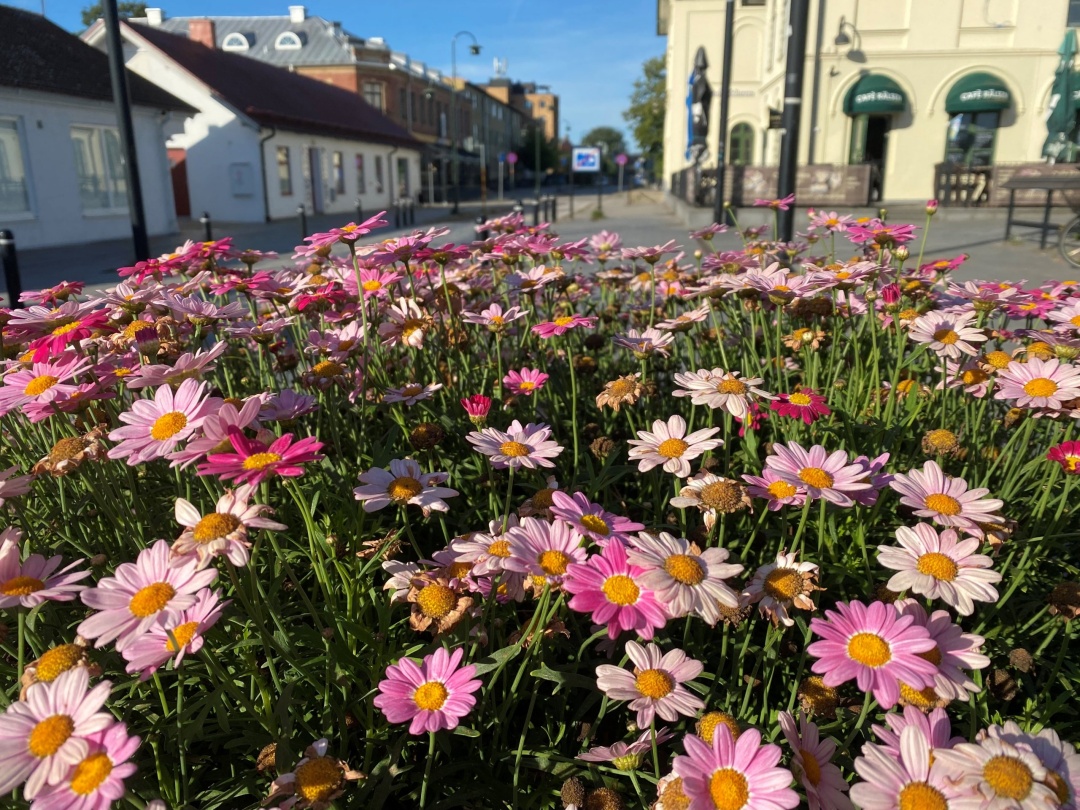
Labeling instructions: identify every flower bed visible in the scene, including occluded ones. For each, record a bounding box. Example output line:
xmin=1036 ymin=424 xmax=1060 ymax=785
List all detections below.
xmin=0 ymin=206 xmax=1078 ymax=810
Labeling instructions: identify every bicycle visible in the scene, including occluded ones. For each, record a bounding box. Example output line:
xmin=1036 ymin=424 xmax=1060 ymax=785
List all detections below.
xmin=1059 ymin=212 xmax=1080 ymax=267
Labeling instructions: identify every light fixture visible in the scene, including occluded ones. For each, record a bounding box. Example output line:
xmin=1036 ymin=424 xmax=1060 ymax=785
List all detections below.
xmin=834 ymin=16 xmax=852 ymax=47
xmin=469 ymin=44 xmax=481 ymax=55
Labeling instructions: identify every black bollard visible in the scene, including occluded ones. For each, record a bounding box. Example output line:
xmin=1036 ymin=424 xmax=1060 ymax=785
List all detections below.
xmin=0 ymin=230 xmax=24 ymax=310
xmin=199 ymin=211 xmax=212 ymax=242
xmin=532 ymin=200 xmax=540 ymax=227
xmin=392 ymin=201 xmax=401 ymax=229
xmin=355 ymin=198 xmax=363 ymax=224
xmin=475 ymin=214 xmax=489 ymax=241
xmin=408 ymin=200 xmax=416 ymax=226
xmin=297 ymin=205 xmax=307 ymax=240
xmin=549 ymin=194 xmax=557 ymax=223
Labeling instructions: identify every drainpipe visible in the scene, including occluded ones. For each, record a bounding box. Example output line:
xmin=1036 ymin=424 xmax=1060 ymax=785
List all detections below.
xmin=388 ymin=144 xmax=399 ymax=209
xmin=258 ymin=125 xmax=276 ymax=222
xmin=807 ymin=0 xmax=827 ymax=165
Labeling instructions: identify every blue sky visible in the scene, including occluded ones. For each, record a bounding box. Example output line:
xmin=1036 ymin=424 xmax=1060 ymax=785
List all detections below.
xmin=16 ymin=0 xmax=665 ymax=149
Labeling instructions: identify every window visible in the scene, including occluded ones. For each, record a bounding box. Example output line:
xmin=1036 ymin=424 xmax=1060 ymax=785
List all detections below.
xmin=222 ymin=32 xmax=250 ymax=51
xmin=945 ymin=111 xmax=1000 ymax=167
xmin=275 ymin=31 xmax=302 ymax=50
xmin=333 ymin=151 xmax=345 ymax=194
xmin=397 ymin=156 xmax=410 ymax=197
xmin=277 ymin=146 xmax=292 ymax=196
xmin=0 ymin=119 xmax=31 ymax=215
xmin=729 ymin=123 xmax=755 ymax=166
xmin=399 ymin=88 xmax=407 ymax=120
xmin=355 ymin=154 xmax=366 ymax=194
xmin=70 ymin=125 xmax=127 ymax=212
xmin=363 ymin=81 xmax=384 ymax=111
xmin=1070 ymin=0 xmax=1080 ymax=26
xmin=411 ymin=92 xmax=417 ymax=125
xmin=374 ymin=155 xmax=384 ymax=194
xmin=742 ymin=0 xmax=766 ymax=5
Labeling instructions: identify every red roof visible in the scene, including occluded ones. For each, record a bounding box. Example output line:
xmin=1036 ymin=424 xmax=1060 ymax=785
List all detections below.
xmin=127 ymin=22 xmax=421 ymax=149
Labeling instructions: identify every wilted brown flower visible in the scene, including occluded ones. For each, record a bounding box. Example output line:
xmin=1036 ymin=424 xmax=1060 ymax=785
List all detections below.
xmin=356 ymin=531 xmax=401 ymax=561
xmin=783 ymin=327 xmax=826 ymax=351
xmin=409 ymin=422 xmax=446 ymax=451
xmin=596 ymin=374 xmax=643 ymax=412
xmin=798 ymin=676 xmax=839 ymax=718
xmin=921 ymin=429 xmax=961 ymax=458
xmin=33 ymin=425 xmax=108 ymax=477
xmin=407 ymin=575 xmax=473 ymax=636
xmin=257 ymin=743 xmax=278 ymax=774
xmin=988 ymin=669 xmax=1018 ymax=702
xmin=574 ymin=355 xmax=598 ymax=376
xmin=585 ymin=787 xmax=626 ymax=810
xmin=1008 ymin=648 xmax=1034 ymax=673
xmin=1048 ymin=582 xmax=1080 ymax=621
xmin=561 ymin=777 xmax=587 ymax=809
xmin=262 ymin=738 xmax=364 ymax=810
xmin=589 ymin=437 xmax=617 ymax=460
xmin=1004 ymin=407 xmax=1025 ymax=429
xmin=873 ymin=584 xmax=902 ymax=604
xmin=20 ymin=638 xmax=99 ymax=699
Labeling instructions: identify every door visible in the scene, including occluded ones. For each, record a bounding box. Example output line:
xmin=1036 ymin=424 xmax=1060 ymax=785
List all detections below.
xmin=308 ymin=147 xmax=324 ymax=213
xmin=167 ymin=148 xmax=190 ymax=217
xmin=850 ymin=115 xmax=890 ymax=201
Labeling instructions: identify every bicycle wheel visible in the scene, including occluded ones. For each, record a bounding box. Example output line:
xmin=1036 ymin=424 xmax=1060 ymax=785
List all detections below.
xmin=1059 ymin=215 xmax=1080 ymax=267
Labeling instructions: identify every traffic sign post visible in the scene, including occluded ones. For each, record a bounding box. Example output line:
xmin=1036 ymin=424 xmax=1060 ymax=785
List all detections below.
xmin=571 ymin=147 xmax=602 ymax=216
xmin=506 ymin=151 xmax=518 ymax=192
xmin=615 ymin=152 xmax=628 ymax=193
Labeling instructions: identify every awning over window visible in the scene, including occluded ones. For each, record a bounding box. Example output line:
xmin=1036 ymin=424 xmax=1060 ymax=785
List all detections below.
xmin=946 ymin=72 xmax=1011 ymax=113
xmin=843 ymin=75 xmax=907 ymax=115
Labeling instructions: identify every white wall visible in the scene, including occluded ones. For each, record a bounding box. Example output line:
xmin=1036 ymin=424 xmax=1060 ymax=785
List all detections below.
xmin=0 ymin=88 xmax=177 ymax=251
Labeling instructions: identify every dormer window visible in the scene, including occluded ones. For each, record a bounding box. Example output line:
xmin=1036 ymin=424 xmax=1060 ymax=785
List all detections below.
xmin=275 ymin=31 xmax=303 ymax=50
xmin=222 ymin=32 xmax=250 ymax=51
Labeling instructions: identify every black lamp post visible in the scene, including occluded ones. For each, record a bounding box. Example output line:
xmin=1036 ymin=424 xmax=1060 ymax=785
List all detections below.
xmin=450 ymin=31 xmax=481 ymax=214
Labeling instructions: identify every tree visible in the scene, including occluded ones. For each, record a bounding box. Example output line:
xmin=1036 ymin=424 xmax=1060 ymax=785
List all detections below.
xmin=518 ymin=121 xmax=560 ymax=176
xmin=81 ymin=1 xmax=147 ymax=27
xmin=581 ymin=126 xmax=628 ymax=176
xmin=623 ymin=55 xmax=666 ymax=178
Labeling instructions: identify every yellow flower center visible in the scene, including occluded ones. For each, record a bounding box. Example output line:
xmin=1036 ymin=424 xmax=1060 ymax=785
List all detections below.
xmin=24 ymin=375 xmax=59 ymax=396
xmin=488 ymin=540 xmax=512 ymax=557
xmin=1023 ymin=378 xmax=1058 ymax=398
xmin=312 ymin=360 xmax=345 ymax=378
xmin=635 ymin=668 xmax=675 ymax=699
xmin=984 ymin=351 xmax=1011 ymax=369
xmin=416 ymin=584 xmax=457 ymax=618
xmin=0 ymin=575 xmax=45 ymax=596
xmin=1063 ymin=454 xmax=1080 ymax=473
xmin=294 ymin=755 xmax=344 ymax=804
xmin=698 ymin=712 xmax=740 ymax=743
xmin=717 ymin=378 xmax=748 ymax=395
xmin=698 ymin=480 xmax=743 ymax=512
xmin=242 ymin=452 xmax=282 ymax=470
xmin=401 ymin=318 xmax=425 ymax=340
xmin=28 ymin=714 xmax=75 ymax=758
xmin=916 ymin=552 xmax=959 ymax=582
xmin=657 ymin=438 xmax=690 ymax=458
xmin=69 ymin=752 xmax=114 ymax=795
xmin=413 ymin=681 xmax=449 ymax=711
xmin=924 ymin=493 xmax=962 ymax=516
xmin=1047 ymin=770 xmax=1072 ymax=805
xmin=932 ymin=328 xmax=960 ymax=345
xmin=983 ymin=756 xmax=1034 ymax=800
xmin=165 ymin=621 xmax=200 ymax=652
xmin=601 ymin=574 xmax=640 ymax=606
xmin=607 ymin=378 xmax=637 ymax=398
xmin=538 ymin=549 xmax=571 ymax=576
xmin=579 ymin=514 xmax=610 ymax=536
xmin=530 ymin=488 xmax=555 ymax=508
xmin=362 ymin=280 xmax=383 ymax=292
xmin=1071 ymin=315 xmax=1080 ymax=328
xmin=150 ymin=411 xmax=189 ymax=441
xmin=898 ymin=782 xmax=948 ymax=810
xmin=34 ymin=645 xmax=83 ymax=682
xmin=709 ymin=768 xmax=750 ymax=810
xmin=847 ymin=632 xmax=892 ymax=668
xmin=445 ymin=561 xmax=471 ymax=579
xmin=553 ymin=316 xmax=575 ymax=327
xmin=788 ymin=392 xmax=813 ymax=406
xmin=961 ymin=369 xmax=989 ymax=386
xmin=499 ymin=441 xmax=531 ymax=457
xmin=916 ymin=645 xmax=943 ymax=667
xmin=192 ymin=513 xmax=241 ymax=543
xmin=899 ymin=308 xmax=920 ymax=322
xmin=51 ymin=321 xmax=83 ymax=337
xmin=129 ymin=582 xmax=176 ymax=618
xmin=767 ymin=480 xmax=798 ymax=499
xmin=659 ymin=776 xmax=692 ymax=810
xmin=763 ymin=568 xmax=803 ymax=601
xmin=800 ymin=748 xmax=822 ymax=786
xmin=388 ymin=476 xmax=423 ymax=503
xmin=664 ymin=554 xmax=706 ymax=585
xmin=798 ymin=467 xmax=834 ymax=489
xmin=899 ymin=683 xmax=940 ymax=710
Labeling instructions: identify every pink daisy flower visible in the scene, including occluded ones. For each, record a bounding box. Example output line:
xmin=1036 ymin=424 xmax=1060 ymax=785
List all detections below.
xmin=531 ymin=314 xmax=597 ymax=339
xmin=851 ymin=725 xmax=969 ymax=810
xmin=78 ymin=539 xmax=218 ymax=652
xmin=197 ymin=428 xmax=324 ymax=486
xmin=121 ymin=588 xmax=229 ymax=681
xmin=612 ymin=327 xmax=675 ymax=358
xmin=871 ymin=705 xmax=965 ymax=759
xmin=673 ymin=725 xmax=799 ymax=810
xmin=171 ymin=485 xmax=286 ymax=569
xmin=466 ymin=420 xmax=564 ymax=470
xmin=0 ymin=528 xmax=89 ymax=608
xmin=0 ymin=668 xmax=114 ymax=799
xmin=461 ymin=302 xmax=526 ymax=331
xmin=994 ymin=357 xmax=1080 ymax=410
xmin=986 ymin=722 xmax=1080 ymax=810
xmin=0 ymin=354 xmax=92 ymax=418
xmin=778 ymin=711 xmax=852 ymax=810
xmin=770 ymin=389 xmax=831 ymax=425
xmin=807 ymin=599 xmax=937 ymax=709
xmin=754 ymin=193 xmax=796 ymax=210
xmin=908 ymin=310 xmax=987 ymax=359
xmin=1048 ymin=440 xmax=1080 ymax=474
xmin=889 ymin=460 xmax=1004 ymax=538
xmin=354 ymin=458 xmax=458 ymax=516
xmin=743 ymin=552 xmax=821 ymax=627
xmin=877 ymin=524 xmax=1001 ymax=615
xmin=563 ymin=539 xmax=668 ymax=640
xmin=378 ymin=296 xmax=431 ymax=349
xmin=672 ymin=368 xmax=773 ymax=418
xmin=0 ymin=465 xmax=34 ymax=507
xmin=107 ymin=379 xmax=220 ymax=466
xmin=383 ymin=382 xmax=443 ymax=406
xmin=896 ymin=600 xmax=989 ymax=702
xmin=28 ymin=720 xmax=140 ymax=810
xmin=549 ymin=491 xmax=644 ymax=547
xmin=935 ymin=735 xmax=1057 ymax=810
xmin=502 ymin=516 xmax=587 ymax=584
xmin=301 ymin=212 xmax=388 ymax=248
xmin=167 ymin=397 xmax=264 ymax=469
xmin=578 ymin=728 xmax=676 ymax=771
xmin=765 ymin=443 xmax=871 ymax=508
xmin=27 ymin=310 xmax=110 ymax=361
xmin=742 ymin=469 xmax=808 ymax=511
xmin=627 ymin=415 xmax=723 ymax=478
xmin=374 ymin=646 xmax=482 ymax=735
xmin=460 ymin=394 xmax=493 ymax=425
xmin=595 ymin=641 xmax=704 ymax=727
xmin=503 ymin=367 xmax=549 ymax=396
xmin=350 ymin=266 xmax=402 ymax=299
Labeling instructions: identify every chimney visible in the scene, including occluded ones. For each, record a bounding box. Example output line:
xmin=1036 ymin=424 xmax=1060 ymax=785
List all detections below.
xmin=288 ymin=5 xmax=306 ymax=23
xmin=188 ymin=18 xmax=216 ymax=48
xmin=145 ymin=7 xmax=164 ymax=25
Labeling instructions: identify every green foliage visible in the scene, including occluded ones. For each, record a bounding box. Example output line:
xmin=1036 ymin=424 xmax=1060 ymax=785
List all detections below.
xmin=80 ymin=1 xmax=148 ymax=27
xmin=623 ymin=55 xmax=666 ymax=178
xmin=518 ymin=121 xmax=561 ymax=177
xmin=581 ymin=126 xmax=628 ymax=176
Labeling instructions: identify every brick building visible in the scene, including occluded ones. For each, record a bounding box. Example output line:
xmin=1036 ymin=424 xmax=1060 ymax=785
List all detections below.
xmin=480 ymin=79 xmax=560 ymax=142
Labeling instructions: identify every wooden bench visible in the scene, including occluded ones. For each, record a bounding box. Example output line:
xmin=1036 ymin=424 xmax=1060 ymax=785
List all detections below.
xmin=1002 ymin=172 xmax=1080 ymax=249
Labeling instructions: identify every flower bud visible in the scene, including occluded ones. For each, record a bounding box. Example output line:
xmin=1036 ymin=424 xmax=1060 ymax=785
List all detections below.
xmin=926 ymin=199 xmax=939 ymax=216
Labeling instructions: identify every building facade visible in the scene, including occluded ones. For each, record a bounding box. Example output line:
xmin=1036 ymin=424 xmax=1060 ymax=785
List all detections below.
xmin=659 ymin=0 xmax=1077 ymax=202
xmin=480 ymin=80 xmax=560 ymax=142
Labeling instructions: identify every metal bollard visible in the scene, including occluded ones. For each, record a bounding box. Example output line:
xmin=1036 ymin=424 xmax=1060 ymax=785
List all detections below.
xmin=512 ymin=200 xmax=524 ymax=218
xmin=0 ymin=230 xmax=24 ymax=310
xmin=199 ymin=211 xmax=212 ymax=242
xmin=475 ymin=214 xmax=489 ymax=241
xmin=297 ymin=204 xmax=307 ymax=240
xmin=355 ymin=198 xmax=364 ymax=224
xmin=549 ymin=194 xmax=557 ymax=223
xmin=409 ymin=200 xmax=416 ymax=226
xmin=392 ymin=202 xmax=401 ymax=229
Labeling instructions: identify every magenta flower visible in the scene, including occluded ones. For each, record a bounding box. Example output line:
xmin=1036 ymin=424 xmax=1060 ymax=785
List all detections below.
xmin=753 ymin=193 xmax=796 ymax=211
xmin=460 ymin=394 xmax=493 ymax=425
xmin=197 ymin=428 xmax=324 ymax=486
xmin=808 ymin=599 xmax=937 ymax=709
xmin=563 ymin=540 xmax=667 ymax=640
xmin=107 ymin=379 xmax=220 ymax=466
xmin=302 ymin=212 xmax=389 ymax=248
xmin=764 ymin=442 xmax=871 ymax=507
xmin=31 ymin=721 xmax=141 ymax=810
xmin=847 ymin=222 xmax=918 ymax=246
xmin=0 ymin=528 xmax=89 ymax=608
xmin=27 ymin=310 xmax=110 ymax=361
xmin=374 ymin=646 xmax=482 ymax=735
xmin=769 ymin=389 xmax=831 ymax=425
xmin=673 ymin=725 xmax=799 ymax=810
xmin=550 ymin=491 xmax=644 ymax=547
xmin=531 ymin=314 xmax=597 ymax=339
xmin=503 ymin=367 xmax=549 ymax=396
xmin=1048 ymin=440 xmax=1080 ymax=474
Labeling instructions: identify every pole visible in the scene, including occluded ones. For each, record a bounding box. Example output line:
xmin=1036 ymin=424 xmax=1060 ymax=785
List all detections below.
xmin=498 ymin=160 xmax=504 ymax=200
xmin=618 ymin=163 xmax=624 ymax=193
xmin=534 ymin=127 xmax=542 ymax=199
xmin=807 ymin=0 xmax=827 ymax=164
xmin=102 ymin=0 xmax=150 ymax=260
xmin=713 ymin=0 xmax=736 ymax=225
xmin=569 ymin=168 xmax=574 ymax=219
xmin=450 ymin=38 xmax=460 ymax=214
xmin=0 ymin=230 xmax=24 ymax=310
xmin=597 ymin=174 xmax=602 ymax=215
xmin=479 ymin=144 xmax=487 ymax=218
xmin=777 ymin=0 xmax=811 ymax=242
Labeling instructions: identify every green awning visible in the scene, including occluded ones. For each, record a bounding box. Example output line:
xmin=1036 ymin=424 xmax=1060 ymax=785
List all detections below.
xmin=946 ymin=72 xmax=1011 ymax=113
xmin=843 ymin=75 xmax=907 ymax=115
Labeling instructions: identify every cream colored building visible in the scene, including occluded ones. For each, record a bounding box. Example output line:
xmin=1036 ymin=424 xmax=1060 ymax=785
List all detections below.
xmin=658 ymin=0 xmax=1077 ymax=202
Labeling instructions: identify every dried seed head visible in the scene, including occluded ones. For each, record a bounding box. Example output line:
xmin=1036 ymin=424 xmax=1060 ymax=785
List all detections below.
xmin=1048 ymin=582 xmax=1080 ymax=621
xmin=409 ymin=422 xmax=446 ymax=451
xmin=988 ymin=669 xmax=1018 ymax=702
xmin=561 ymin=777 xmax=587 ymax=809
xmin=1008 ymin=648 xmax=1034 ymax=673
xmin=256 ymin=743 xmax=278 ymax=774
xmin=798 ymin=676 xmax=839 ymax=718
xmin=585 ymin=787 xmax=626 ymax=810
xmin=922 ymin=429 xmax=961 ymax=458
xmin=590 ymin=437 xmax=616 ymax=460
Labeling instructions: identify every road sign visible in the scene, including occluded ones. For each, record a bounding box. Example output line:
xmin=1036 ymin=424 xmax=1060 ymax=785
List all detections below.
xmin=768 ymin=107 xmax=783 ymax=129
xmin=571 ymin=147 xmax=601 ymax=172
xmin=498 ymin=152 xmax=506 ymax=163
xmin=615 ymin=153 xmax=629 ymax=166
xmin=506 ymin=151 xmax=519 ymax=165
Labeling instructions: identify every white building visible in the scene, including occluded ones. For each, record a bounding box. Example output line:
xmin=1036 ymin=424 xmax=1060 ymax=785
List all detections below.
xmin=83 ymin=17 xmax=423 ymax=223
xmin=0 ymin=6 xmax=186 ymax=251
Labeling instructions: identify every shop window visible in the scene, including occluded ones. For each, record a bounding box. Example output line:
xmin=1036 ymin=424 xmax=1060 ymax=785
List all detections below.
xmin=0 ymin=118 xmax=31 ymax=215
xmin=277 ymin=146 xmax=292 ymax=196
xmin=729 ymin=123 xmax=754 ymax=166
xmin=333 ymin=151 xmax=345 ymax=194
xmin=70 ymin=125 xmax=127 ymax=212
xmin=355 ymin=154 xmax=366 ymax=194
xmin=944 ymin=111 xmax=1000 ymax=167
xmin=375 ymin=155 xmax=384 ymax=193
xmin=1069 ymin=0 xmax=1080 ymax=26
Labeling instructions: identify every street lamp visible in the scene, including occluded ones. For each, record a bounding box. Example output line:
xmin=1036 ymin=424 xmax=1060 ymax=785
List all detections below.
xmin=834 ymin=16 xmax=866 ymax=62
xmin=450 ymin=31 xmax=481 ymax=214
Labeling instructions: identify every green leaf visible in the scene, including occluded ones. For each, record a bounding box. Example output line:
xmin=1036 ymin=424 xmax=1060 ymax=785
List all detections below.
xmin=471 ymin=644 xmax=521 ymax=675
